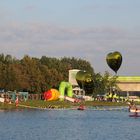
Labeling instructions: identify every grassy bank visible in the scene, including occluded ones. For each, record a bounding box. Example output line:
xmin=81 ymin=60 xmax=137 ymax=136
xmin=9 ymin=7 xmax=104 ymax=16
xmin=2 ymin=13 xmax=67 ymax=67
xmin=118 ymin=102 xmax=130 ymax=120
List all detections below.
xmin=0 ymin=100 xmax=129 ymax=110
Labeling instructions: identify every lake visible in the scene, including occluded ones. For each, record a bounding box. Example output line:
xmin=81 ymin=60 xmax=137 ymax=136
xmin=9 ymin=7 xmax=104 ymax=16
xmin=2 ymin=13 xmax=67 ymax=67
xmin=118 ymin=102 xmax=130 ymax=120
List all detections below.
xmin=0 ymin=108 xmax=140 ymax=140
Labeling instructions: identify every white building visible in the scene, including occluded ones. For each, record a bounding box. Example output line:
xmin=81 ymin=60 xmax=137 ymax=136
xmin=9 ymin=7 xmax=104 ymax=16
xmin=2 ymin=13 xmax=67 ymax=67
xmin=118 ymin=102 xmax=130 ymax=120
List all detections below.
xmin=68 ymin=69 xmax=80 ymax=86
xmin=68 ymin=69 xmax=85 ymax=97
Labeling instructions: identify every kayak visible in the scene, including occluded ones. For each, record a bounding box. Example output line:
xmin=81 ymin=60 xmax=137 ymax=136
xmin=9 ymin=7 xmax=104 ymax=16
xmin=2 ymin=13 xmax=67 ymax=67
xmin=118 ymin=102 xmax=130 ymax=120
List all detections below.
xmin=129 ymin=114 xmax=140 ymax=117
xmin=77 ymin=107 xmax=85 ymax=111
xmin=77 ymin=105 xmax=85 ymax=110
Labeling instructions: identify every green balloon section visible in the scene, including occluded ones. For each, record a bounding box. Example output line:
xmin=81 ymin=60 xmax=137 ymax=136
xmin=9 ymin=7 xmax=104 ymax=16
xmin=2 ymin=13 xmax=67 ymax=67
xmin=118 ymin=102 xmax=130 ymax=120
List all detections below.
xmin=76 ymin=70 xmax=94 ymax=94
xmin=106 ymin=51 xmax=122 ymax=73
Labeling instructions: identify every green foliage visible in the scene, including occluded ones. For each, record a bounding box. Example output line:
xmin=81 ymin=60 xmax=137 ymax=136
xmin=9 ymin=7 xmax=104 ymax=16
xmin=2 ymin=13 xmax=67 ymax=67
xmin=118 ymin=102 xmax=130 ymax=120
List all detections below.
xmin=0 ymin=54 xmax=119 ymax=96
xmin=93 ymin=71 xmax=119 ymax=96
xmin=0 ymin=54 xmax=94 ymax=94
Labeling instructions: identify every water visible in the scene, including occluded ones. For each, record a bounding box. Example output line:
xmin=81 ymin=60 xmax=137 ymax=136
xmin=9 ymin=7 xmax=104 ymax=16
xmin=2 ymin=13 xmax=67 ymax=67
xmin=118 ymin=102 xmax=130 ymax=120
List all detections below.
xmin=0 ymin=109 xmax=140 ymax=140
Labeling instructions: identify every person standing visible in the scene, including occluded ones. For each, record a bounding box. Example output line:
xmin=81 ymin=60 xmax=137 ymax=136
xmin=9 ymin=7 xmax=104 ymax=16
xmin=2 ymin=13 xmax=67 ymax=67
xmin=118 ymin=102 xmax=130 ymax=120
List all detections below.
xmin=15 ymin=96 xmax=19 ymax=107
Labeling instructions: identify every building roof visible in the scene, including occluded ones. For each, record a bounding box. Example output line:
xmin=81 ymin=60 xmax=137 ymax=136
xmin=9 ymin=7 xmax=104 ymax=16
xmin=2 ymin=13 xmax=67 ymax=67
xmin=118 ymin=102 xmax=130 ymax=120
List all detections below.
xmin=117 ymin=76 xmax=140 ymax=82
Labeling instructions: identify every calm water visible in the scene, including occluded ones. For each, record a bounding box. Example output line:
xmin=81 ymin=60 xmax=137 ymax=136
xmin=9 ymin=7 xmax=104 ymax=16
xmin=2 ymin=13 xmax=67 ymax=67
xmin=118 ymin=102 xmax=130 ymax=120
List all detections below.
xmin=0 ymin=108 xmax=140 ymax=140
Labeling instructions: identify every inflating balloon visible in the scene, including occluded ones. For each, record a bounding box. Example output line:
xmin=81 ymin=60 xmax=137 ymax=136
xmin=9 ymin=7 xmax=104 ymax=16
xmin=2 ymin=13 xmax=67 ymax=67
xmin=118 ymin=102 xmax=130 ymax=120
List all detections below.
xmin=59 ymin=81 xmax=73 ymax=97
xmin=106 ymin=51 xmax=122 ymax=73
xmin=76 ymin=70 xmax=94 ymax=94
xmin=44 ymin=89 xmax=60 ymax=101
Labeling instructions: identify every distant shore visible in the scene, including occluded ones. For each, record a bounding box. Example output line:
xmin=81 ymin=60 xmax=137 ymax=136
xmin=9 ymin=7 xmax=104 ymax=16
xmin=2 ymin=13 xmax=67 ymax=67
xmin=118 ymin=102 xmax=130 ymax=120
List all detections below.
xmin=0 ymin=100 xmax=131 ymax=110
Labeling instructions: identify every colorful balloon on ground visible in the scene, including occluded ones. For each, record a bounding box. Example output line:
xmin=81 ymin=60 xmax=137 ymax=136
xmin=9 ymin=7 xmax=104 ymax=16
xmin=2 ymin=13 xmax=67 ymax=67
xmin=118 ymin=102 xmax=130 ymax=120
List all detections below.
xmin=59 ymin=81 xmax=73 ymax=101
xmin=75 ymin=70 xmax=94 ymax=94
xmin=44 ymin=89 xmax=60 ymax=101
xmin=106 ymin=51 xmax=122 ymax=73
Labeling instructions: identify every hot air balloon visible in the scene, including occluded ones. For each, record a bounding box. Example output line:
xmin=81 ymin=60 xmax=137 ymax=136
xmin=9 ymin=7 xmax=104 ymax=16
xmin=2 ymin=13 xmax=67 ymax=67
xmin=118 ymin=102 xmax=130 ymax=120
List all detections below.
xmin=75 ymin=70 xmax=94 ymax=94
xmin=44 ymin=89 xmax=60 ymax=101
xmin=106 ymin=51 xmax=122 ymax=73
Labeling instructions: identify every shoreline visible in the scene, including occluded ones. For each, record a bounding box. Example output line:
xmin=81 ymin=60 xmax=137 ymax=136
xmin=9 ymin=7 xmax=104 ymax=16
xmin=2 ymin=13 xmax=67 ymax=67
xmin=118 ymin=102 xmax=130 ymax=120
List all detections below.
xmin=0 ymin=100 xmax=130 ymax=111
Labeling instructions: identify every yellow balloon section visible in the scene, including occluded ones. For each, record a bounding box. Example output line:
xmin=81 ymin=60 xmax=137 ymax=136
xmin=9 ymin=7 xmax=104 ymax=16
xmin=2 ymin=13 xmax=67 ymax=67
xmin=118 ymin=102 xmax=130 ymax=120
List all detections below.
xmin=44 ymin=89 xmax=60 ymax=101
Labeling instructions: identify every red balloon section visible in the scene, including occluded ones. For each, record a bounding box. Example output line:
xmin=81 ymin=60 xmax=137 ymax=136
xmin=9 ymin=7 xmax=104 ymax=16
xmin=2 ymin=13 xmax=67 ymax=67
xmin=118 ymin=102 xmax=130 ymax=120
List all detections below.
xmin=44 ymin=89 xmax=60 ymax=101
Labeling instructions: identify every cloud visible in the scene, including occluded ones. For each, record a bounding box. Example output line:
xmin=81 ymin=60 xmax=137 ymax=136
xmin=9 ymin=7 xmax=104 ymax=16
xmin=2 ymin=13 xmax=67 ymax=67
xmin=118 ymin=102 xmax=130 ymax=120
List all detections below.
xmin=25 ymin=5 xmax=37 ymax=11
xmin=0 ymin=22 xmax=140 ymax=75
xmin=82 ymin=3 xmax=122 ymax=13
xmin=0 ymin=22 xmax=137 ymax=48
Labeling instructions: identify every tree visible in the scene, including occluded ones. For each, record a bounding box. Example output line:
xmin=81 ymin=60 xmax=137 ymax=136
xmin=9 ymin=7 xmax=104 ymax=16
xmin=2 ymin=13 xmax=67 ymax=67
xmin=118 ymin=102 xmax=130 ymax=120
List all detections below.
xmin=93 ymin=71 xmax=118 ymax=97
xmin=0 ymin=54 xmax=95 ymax=94
xmin=20 ymin=55 xmax=43 ymax=93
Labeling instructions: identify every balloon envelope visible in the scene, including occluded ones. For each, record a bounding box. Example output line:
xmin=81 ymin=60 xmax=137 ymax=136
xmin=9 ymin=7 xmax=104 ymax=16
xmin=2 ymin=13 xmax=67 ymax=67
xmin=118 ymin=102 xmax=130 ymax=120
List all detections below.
xmin=44 ymin=89 xmax=60 ymax=101
xmin=76 ymin=70 xmax=94 ymax=94
xmin=106 ymin=51 xmax=122 ymax=73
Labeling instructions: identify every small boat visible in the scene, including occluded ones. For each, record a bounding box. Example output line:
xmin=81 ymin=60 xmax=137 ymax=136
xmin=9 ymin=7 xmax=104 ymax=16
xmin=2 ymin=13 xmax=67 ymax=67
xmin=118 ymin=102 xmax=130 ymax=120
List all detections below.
xmin=129 ymin=108 xmax=140 ymax=117
xmin=77 ymin=105 xmax=85 ymax=110
xmin=129 ymin=114 xmax=140 ymax=117
xmin=130 ymin=109 xmax=140 ymax=113
xmin=77 ymin=107 xmax=85 ymax=111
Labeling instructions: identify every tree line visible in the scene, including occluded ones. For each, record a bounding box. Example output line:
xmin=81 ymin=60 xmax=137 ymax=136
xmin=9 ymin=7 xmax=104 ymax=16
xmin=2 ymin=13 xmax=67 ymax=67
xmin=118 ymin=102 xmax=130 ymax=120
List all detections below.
xmin=0 ymin=54 xmax=118 ymax=95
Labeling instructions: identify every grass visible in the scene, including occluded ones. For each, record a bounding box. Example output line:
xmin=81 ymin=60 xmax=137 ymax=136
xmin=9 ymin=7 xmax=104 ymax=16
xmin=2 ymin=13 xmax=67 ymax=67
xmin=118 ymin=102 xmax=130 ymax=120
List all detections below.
xmin=0 ymin=102 xmax=18 ymax=110
xmin=0 ymin=100 xmax=129 ymax=110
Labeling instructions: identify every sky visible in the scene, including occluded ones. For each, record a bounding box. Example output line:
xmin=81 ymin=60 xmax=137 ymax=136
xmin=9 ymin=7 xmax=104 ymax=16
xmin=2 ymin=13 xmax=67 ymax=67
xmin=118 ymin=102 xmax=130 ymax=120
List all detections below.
xmin=0 ymin=0 xmax=140 ymax=76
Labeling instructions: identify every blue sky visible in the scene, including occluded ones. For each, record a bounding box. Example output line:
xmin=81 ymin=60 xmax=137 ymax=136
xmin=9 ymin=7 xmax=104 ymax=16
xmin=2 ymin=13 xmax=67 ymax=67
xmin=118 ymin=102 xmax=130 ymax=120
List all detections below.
xmin=0 ymin=0 xmax=140 ymax=76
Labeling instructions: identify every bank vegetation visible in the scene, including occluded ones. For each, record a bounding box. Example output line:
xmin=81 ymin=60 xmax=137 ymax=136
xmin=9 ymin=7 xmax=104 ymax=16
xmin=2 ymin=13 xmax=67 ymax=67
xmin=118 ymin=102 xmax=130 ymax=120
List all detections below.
xmin=0 ymin=54 xmax=118 ymax=96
